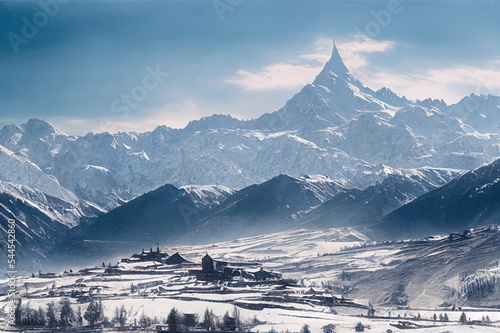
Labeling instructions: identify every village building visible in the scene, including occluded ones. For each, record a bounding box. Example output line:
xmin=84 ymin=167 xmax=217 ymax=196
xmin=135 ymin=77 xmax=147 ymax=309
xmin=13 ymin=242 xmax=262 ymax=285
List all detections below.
xmin=166 ymin=252 xmax=190 ymax=265
xmin=202 ymin=253 xmax=216 ymax=272
xmin=38 ymin=270 xmax=57 ymax=278
xmin=190 ymin=254 xmax=224 ymax=281
xmin=189 ymin=253 xmax=282 ymax=283
xmin=253 ymin=267 xmax=282 ymax=281
xmin=121 ymin=246 xmax=169 ymax=263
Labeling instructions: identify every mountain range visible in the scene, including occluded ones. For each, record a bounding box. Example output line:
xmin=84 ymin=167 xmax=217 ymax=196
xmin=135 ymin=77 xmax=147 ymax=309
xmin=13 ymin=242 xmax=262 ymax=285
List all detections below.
xmin=2 ymin=41 xmax=500 ymax=267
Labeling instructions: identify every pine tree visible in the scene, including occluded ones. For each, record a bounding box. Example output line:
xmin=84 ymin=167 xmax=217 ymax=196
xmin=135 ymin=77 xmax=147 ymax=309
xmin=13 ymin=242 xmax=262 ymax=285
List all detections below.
xmin=98 ymin=298 xmax=104 ymax=322
xmin=36 ymin=306 xmax=46 ymax=326
xmin=233 ymin=305 xmax=241 ymax=331
xmin=116 ymin=305 xmax=127 ymax=327
xmin=459 ymin=312 xmax=467 ymax=324
xmin=222 ymin=311 xmax=235 ymax=331
xmin=24 ymin=303 xmax=33 ymax=326
xmin=183 ymin=313 xmax=199 ymax=330
xmin=300 ymin=324 xmax=311 ymax=333
xmin=84 ymin=299 xmax=100 ymax=326
xmin=202 ymin=308 xmax=215 ymax=331
xmin=167 ymin=308 xmax=180 ymax=332
xmin=139 ymin=312 xmax=151 ymax=328
xmin=76 ymin=306 xmax=83 ymax=326
xmin=59 ymin=297 xmax=75 ymax=326
xmin=14 ymin=298 xmax=22 ymax=326
xmin=322 ymin=324 xmax=336 ymax=333
xmin=113 ymin=306 xmax=120 ymax=326
xmin=47 ymin=301 xmax=58 ymax=327
xmin=355 ymin=322 xmax=365 ymax=332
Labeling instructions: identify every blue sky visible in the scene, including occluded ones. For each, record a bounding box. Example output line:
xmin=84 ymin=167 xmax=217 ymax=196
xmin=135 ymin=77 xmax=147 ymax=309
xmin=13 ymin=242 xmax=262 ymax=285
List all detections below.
xmin=0 ymin=0 xmax=499 ymax=135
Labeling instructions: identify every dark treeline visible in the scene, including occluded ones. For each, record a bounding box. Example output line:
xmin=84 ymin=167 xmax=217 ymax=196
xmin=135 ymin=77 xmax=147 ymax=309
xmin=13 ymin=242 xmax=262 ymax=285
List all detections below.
xmin=459 ymin=271 xmax=497 ymax=299
xmin=14 ymin=297 xmax=257 ymax=331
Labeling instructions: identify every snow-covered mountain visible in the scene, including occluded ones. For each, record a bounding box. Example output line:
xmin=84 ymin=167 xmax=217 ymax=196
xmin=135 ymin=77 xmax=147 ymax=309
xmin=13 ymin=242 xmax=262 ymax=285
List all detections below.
xmin=447 ymin=94 xmax=500 ymax=134
xmin=61 ymin=174 xmax=343 ymax=257
xmin=0 ymin=187 xmax=71 ymax=267
xmin=375 ymin=158 xmax=500 ymax=239
xmin=181 ymin=185 xmax=236 ymax=210
xmin=302 ymin=167 xmax=461 ymax=228
xmin=189 ymin=174 xmax=344 ymax=243
xmin=71 ymin=184 xmax=198 ymax=246
xmin=0 ymin=40 xmax=499 ymax=240
xmin=251 ymin=43 xmax=396 ymax=132
xmin=0 ymin=180 xmax=105 ymax=268
xmin=0 ymin=180 xmax=104 ymax=228
xmin=59 ymin=168 xmax=463 ymax=261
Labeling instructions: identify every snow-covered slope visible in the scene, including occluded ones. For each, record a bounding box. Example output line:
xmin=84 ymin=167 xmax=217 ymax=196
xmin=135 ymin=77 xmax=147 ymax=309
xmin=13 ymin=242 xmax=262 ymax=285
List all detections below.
xmin=62 ymin=174 xmax=344 ymax=257
xmin=62 ymin=168 xmax=460 ymax=260
xmin=375 ymin=158 xmax=500 ymax=239
xmin=0 ymin=180 xmax=105 ymax=267
xmin=71 ymin=184 xmax=200 ymax=247
xmin=302 ymin=167 xmax=461 ymax=228
xmin=189 ymin=174 xmax=344 ymax=243
xmin=0 ymin=144 xmax=78 ymax=203
xmin=181 ymin=185 xmax=236 ymax=210
xmin=0 ymin=188 xmax=71 ymax=266
xmin=447 ymin=94 xmax=500 ymax=133
xmin=0 ymin=180 xmax=104 ymax=228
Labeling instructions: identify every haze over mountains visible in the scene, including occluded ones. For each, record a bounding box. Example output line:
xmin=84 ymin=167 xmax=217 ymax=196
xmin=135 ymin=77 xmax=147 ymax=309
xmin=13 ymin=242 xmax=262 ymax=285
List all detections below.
xmin=2 ymin=41 xmax=500 ymax=267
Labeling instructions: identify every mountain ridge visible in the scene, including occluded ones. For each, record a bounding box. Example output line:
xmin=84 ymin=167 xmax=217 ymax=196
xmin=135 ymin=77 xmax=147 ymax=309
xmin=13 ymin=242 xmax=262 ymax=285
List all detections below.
xmin=373 ymin=158 xmax=500 ymax=240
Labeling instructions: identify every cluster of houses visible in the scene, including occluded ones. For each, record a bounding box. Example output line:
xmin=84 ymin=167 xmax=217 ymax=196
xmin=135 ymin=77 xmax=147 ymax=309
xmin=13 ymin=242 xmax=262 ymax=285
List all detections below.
xmin=116 ymin=247 xmax=282 ymax=282
xmin=120 ymin=246 xmax=189 ymax=265
xmin=35 ymin=247 xmax=282 ymax=285
xmin=189 ymin=253 xmax=282 ymax=282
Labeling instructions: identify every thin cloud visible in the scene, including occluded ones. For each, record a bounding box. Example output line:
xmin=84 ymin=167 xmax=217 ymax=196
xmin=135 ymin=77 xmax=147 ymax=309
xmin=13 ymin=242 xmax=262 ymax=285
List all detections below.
xmin=225 ymin=36 xmax=396 ymax=91
xmin=338 ymin=38 xmax=499 ymax=103
xmin=338 ymin=36 xmax=396 ymax=72
xmin=225 ymin=63 xmax=323 ymax=91
xmin=225 ymin=34 xmax=500 ymax=104
xmin=362 ymin=62 xmax=500 ymax=103
xmin=48 ymin=100 xmax=226 ymax=135
xmin=338 ymin=37 xmax=500 ymax=103
xmin=0 ymin=116 xmax=28 ymax=127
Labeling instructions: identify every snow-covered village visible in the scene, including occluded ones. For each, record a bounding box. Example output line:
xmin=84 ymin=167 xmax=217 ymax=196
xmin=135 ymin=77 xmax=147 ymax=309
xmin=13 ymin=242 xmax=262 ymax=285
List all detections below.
xmin=3 ymin=227 xmax=500 ymax=332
